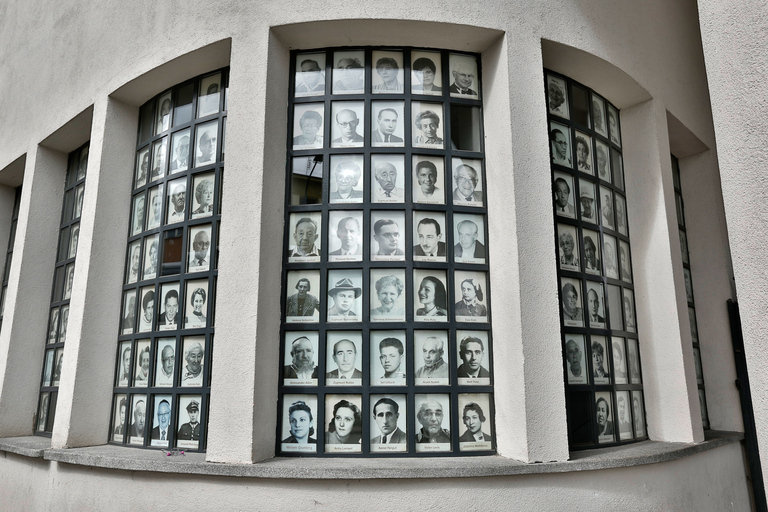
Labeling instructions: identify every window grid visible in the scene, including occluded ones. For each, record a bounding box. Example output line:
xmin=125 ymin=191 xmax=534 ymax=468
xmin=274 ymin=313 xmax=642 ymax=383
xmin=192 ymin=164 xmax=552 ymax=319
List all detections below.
xmin=0 ymin=186 xmax=21 ymax=333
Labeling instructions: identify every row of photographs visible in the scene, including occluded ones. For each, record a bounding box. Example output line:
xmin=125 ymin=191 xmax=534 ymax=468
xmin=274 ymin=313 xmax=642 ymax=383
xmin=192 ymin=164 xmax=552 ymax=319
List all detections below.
xmin=557 ymin=223 xmax=633 ymax=282
xmin=112 ymin=393 xmax=205 ymax=450
xmin=119 ymin=279 xmax=213 ymax=335
xmin=553 ymin=171 xmax=629 ymax=236
xmin=135 ymin=118 xmax=225 ymax=190
xmin=546 ymin=74 xmax=622 ymax=147
xmin=65 ymin=145 xmax=89 ymax=187
xmin=549 ymin=122 xmax=625 ymax=189
xmin=280 ymin=393 xmax=492 ymax=454
xmin=560 ymin=277 xmax=637 ymax=333
xmin=35 ymin=392 xmax=57 ymax=433
xmin=294 ymin=50 xmax=480 ymax=100
xmin=286 ymin=269 xmax=489 ymax=324
xmin=147 ymin=72 xmax=225 ymax=139
xmin=290 ymin=155 xmax=486 ymax=207
xmin=281 ymin=329 xmax=491 ymax=387
xmin=592 ymin=390 xmax=644 ymax=444
xmin=287 ymin=211 xmax=487 ymax=264
xmin=564 ymin=334 xmax=641 ymax=386
xmin=291 ymin=101 xmax=480 ymax=152
xmin=115 ymin=336 xmax=206 ymax=389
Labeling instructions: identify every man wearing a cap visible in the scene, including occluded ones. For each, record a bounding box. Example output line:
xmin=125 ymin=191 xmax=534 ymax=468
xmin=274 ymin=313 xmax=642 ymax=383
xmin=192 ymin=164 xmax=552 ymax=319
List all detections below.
xmin=325 ymin=339 xmax=363 ymax=379
xmin=177 ymin=400 xmax=201 ymax=441
xmin=327 ymin=278 xmax=361 ymax=318
xmin=580 ymin=188 xmax=596 ymax=221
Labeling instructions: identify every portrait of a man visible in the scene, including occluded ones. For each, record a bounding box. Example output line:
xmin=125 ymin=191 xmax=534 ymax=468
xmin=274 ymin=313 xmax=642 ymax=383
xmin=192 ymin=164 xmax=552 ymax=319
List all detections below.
xmin=329 ymin=216 xmax=361 ymax=260
xmin=155 ymin=344 xmax=174 ymax=387
xmin=283 ymin=336 xmax=318 ymax=381
xmin=414 ymin=217 xmax=446 ymax=259
xmin=158 ymin=288 xmax=179 ymax=329
xmin=371 ymin=161 xmax=404 ymax=202
xmin=166 ymin=182 xmax=186 ymax=224
xmin=287 ymin=215 xmax=320 ymax=261
xmin=449 ymin=56 xmax=478 ymax=97
xmin=333 ymin=54 xmax=364 ymax=93
xmin=372 ymin=218 xmax=403 ymax=258
xmin=415 ymin=337 xmax=448 ymax=382
xmin=565 ymin=338 xmax=586 ymax=384
xmin=187 ymin=228 xmax=210 ymax=272
xmin=457 ymin=336 xmax=490 ymax=379
xmin=452 ymin=164 xmax=482 ymax=204
xmin=587 ymin=286 xmax=605 ymax=328
xmin=415 ymin=399 xmax=451 ymax=445
xmin=195 ymin=126 xmax=217 ymax=167
xmin=325 ymin=338 xmax=362 ymax=380
xmin=371 ymin=398 xmax=406 ymax=446
xmin=377 ymin=337 xmax=405 ymax=382
xmin=331 ymin=108 xmax=364 ymax=147
xmin=550 ymin=125 xmax=571 ymax=167
xmin=177 ymin=399 xmax=201 ymax=444
xmin=553 ymin=175 xmax=575 ymax=218
xmin=129 ymin=399 xmax=146 ymax=442
xmin=170 ymin=132 xmax=189 ymax=172
xmin=295 ymin=57 xmax=325 ymax=95
xmin=372 ymin=106 xmax=403 ymax=145
xmin=327 ymin=277 xmax=361 ymax=320
xmin=455 ymin=219 xmax=486 ymax=262
xmin=150 ymin=399 xmax=172 ymax=446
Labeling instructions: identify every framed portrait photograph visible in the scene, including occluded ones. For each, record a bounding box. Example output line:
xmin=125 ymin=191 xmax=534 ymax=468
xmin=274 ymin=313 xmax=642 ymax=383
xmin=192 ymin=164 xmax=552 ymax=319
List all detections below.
xmin=371 ymin=50 xmax=404 ymax=94
xmin=412 ymin=102 xmax=444 ymax=149
xmin=547 ymin=74 xmax=569 ymax=119
xmin=287 ymin=212 xmax=321 ymax=262
xmin=116 ymin=340 xmax=132 ymax=387
xmin=592 ymin=94 xmax=607 ymax=137
xmin=553 ymin=171 xmax=576 ymax=219
xmin=684 ymin=267 xmax=694 ymax=304
xmin=285 ymin=270 xmax=321 ymax=323
xmin=557 ymin=224 xmax=579 ymax=271
xmin=370 ymin=154 xmax=405 ymax=203
xmin=595 ymin=140 xmax=611 ymax=183
xmin=47 ymin=307 xmax=59 ymax=344
xmin=332 ymin=50 xmax=365 ymax=95
xmin=458 ymin=393 xmax=493 ymax=451
xmin=591 ymin=335 xmax=611 ymax=383
xmin=155 ymin=91 xmax=172 ymax=135
xmin=62 ymin=262 xmax=75 ymax=300
xmin=413 ymin=212 xmax=447 ymax=262
xmin=180 ymin=336 xmax=205 ymax=387
xmin=281 ymin=394 xmax=318 ymax=453
xmin=615 ymin=193 xmax=628 ymax=236
xmin=157 ymin=282 xmax=180 ymax=331
xmin=194 ymin=120 xmax=218 ymax=168
xmin=283 ymin=331 xmax=319 ymax=386
xmin=126 ymin=239 xmax=141 ymax=284
xmin=128 ymin=394 xmax=148 ymax=445
xmin=73 ymin=184 xmax=84 ymax=220
xmin=456 ymin=330 xmax=491 ymax=385
xmin=689 ymin=307 xmax=699 ymax=342
xmin=561 ymin=277 xmax=584 ymax=327
xmin=414 ymin=269 xmax=449 ymax=322
xmin=197 ymin=73 xmax=222 ymax=118
xmin=627 ymin=339 xmax=641 ymax=384
xmin=603 ymin=234 xmax=619 ymax=280
xmin=595 ymin=391 xmax=615 ymax=444
xmin=612 ymin=148 xmax=625 ymax=190
xmin=370 ymin=269 xmax=406 ymax=323
xmin=413 ymin=155 xmax=445 ymax=205
xmin=607 ymin=104 xmax=621 ymax=147
xmin=612 ymin=337 xmax=628 ymax=384
xmin=574 ymin=131 xmax=594 ymax=175
xmin=326 ymin=269 xmax=362 ymax=322
xmin=578 ymin=179 xmax=596 ymax=224
xmin=679 ymin=229 xmax=689 ymax=264
xmin=111 ymin=394 xmax=128 ymax=442
xmin=186 ymin=225 xmax=211 ymax=274
xmin=411 ymin=50 xmax=442 ymax=96
xmin=449 ymin=53 xmax=479 ymax=99
xmin=295 ymin=52 xmax=326 ymax=97
xmin=371 ymin=211 xmax=405 ymax=261
xmin=135 ymin=147 xmax=150 ymax=189
xmin=454 ymin=270 xmax=489 ymax=323
xmin=66 ymin=224 xmax=79 ymax=260
xmin=564 ymin=334 xmax=588 ymax=385
xmin=623 ymin=289 xmax=637 ymax=333
xmin=165 ymin=178 xmax=187 ymax=225
xmin=586 ymin=281 xmax=606 ymax=329
xmin=328 ymin=211 xmax=363 ymax=263
xmin=693 ymin=347 xmax=704 ymax=384
xmin=130 ymin=193 xmax=145 ymax=236
xmin=146 ymin=184 xmax=163 ymax=230
xmin=618 ymin=240 xmax=632 ymax=283
xmin=169 ymin=128 xmax=190 ymax=174
xmin=36 ymin=393 xmax=50 ymax=432
xmin=616 ymin=390 xmax=633 ymax=440
xmin=606 ymin=284 xmax=623 ymax=331
xmin=292 ymin=103 xmax=325 ymax=150
xmin=331 ymin=101 xmax=365 ymax=148
xmin=413 ymin=330 xmax=449 ymax=385
xmin=177 ymin=395 xmax=203 ymax=450
xmin=329 ymin=154 xmax=364 ymax=204
xmin=138 ymin=286 xmax=155 ymax=333
xmin=451 ymin=158 xmax=484 ymax=207
xmin=190 ymin=173 xmax=215 ymax=219
xmin=583 ymin=228 xmax=601 ymax=276
xmin=371 ymin=101 xmax=405 ymax=147
xmin=632 ymin=391 xmax=646 ymax=437
xmin=154 ymin=338 xmax=176 ymax=387
xmin=143 ymin=234 xmax=159 ymax=280
xmin=184 ymin=279 xmax=209 ymax=329
xmin=369 ymin=394 xmax=407 ymax=452
xmin=324 ymin=394 xmax=363 ymax=453
xmin=42 ymin=348 xmax=54 ymax=387
xmin=414 ymin=393 xmax=451 ymax=452
xmin=133 ymin=339 xmax=151 ymax=386
xmin=50 ymin=348 xmax=63 ymax=387
xmin=150 ymin=137 xmax=168 ymax=183
xmin=370 ymin=331 xmax=407 ymax=386
xmin=550 ymin=121 xmax=572 ymax=168
xmin=121 ymin=289 xmax=137 ymax=335
xmin=290 ymin=155 xmax=324 ymax=206
xmin=454 ymin=213 xmax=486 ymax=264
xmin=599 ymin=186 xmax=614 ymax=230
xmin=149 ymin=394 xmax=173 ymax=447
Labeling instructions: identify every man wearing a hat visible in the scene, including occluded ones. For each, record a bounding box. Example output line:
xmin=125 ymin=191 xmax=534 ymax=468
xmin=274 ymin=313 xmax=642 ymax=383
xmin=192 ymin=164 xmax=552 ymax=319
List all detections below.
xmin=177 ymin=400 xmax=201 ymax=441
xmin=579 ymin=187 xmax=596 ymax=222
xmin=327 ymin=277 xmax=361 ymax=319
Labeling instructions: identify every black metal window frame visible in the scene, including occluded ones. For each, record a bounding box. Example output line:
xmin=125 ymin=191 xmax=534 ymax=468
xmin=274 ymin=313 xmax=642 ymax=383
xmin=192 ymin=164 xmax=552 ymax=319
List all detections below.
xmin=0 ymin=186 xmax=21 ymax=332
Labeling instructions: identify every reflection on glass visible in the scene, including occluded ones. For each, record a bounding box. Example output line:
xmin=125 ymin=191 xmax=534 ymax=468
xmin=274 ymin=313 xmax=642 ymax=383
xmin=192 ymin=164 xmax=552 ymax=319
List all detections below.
xmin=291 ymin=156 xmax=323 ymax=205
xmin=451 ymin=106 xmax=482 ymax=152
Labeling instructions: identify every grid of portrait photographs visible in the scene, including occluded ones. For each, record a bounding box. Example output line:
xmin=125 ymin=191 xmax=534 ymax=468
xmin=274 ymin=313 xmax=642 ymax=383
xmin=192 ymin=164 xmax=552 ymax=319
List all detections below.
xmin=281 ymin=48 xmax=494 ymax=456
xmin=671 ymin=156 xmax=709 ymax=428
xmin=547 ymin=71 xmax=647 ymax=449
xmin=34 ymin=143 xmax=90 ymax=435
xmin=109 ymin=70 xmax=226 ymax=451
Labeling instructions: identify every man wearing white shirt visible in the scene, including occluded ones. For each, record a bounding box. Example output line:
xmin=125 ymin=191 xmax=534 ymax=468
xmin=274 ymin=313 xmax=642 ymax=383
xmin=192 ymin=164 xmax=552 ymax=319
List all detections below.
xmin=189 ymin=230 xmax=210 ymax=268
xmin=372 ymin=108 xmax=403 ymax=145
xmin=168 ymin=183 xmax=186 ymax=223
xmin=156 ymin=345 xmax=174 ymax=386
xmin=414 ymin=218 xmax=446 ymax=257
xmin=329 ymin=217 xmax=361 ymax=257
xmin=454 ymin=219 xmax=486 ymax=259
xmin=372 ymin=162 xmax=404 ymax=201
xmin=325 ymin=339 xmax=362 ymax=379
xmin=371 ymin=398 xmax=406 ymax=445
xmin=170 ymin=135 xmax=189 ymax=172
xmin=150 ymin=400 xmax=172 ymax=445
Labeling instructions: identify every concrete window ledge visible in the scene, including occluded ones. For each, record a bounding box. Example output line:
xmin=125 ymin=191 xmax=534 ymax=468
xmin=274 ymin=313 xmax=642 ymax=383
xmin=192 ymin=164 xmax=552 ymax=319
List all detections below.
xmin=0 ymin=436 xmax=51 ymax=458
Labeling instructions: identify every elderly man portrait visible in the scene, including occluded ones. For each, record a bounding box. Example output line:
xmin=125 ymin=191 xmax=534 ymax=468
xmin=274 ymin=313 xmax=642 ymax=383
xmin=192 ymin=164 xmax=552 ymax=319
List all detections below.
xmin=119 ymin=346 xmax=132 ymax=385
xmin=414 ymin=218 xmax=446 ymax=258
xmin=113 ymin=398 xmax=127 ymax=437
xmin=596 ymin=144 xmax=609 ymax=180
xmin=327 ymin=277 xmax=361 ymax=319
xmin=295 ymin=59 xmax=325 ymax=94
xmin=548 ymin=77 xmax=567 ymax=117
xmin=453 ymin=164 xmax=482 ymax=203
xmin=150 ymin=399 xmax=172 ymax=444
xmin=373 ymin=56 xmax=403 ymax=92
xmin=129 ymin=400 xmax=146 ymax=439
xmin=455 ymin=219 xmax=486 ymax=260
xmin=196 ymin=128 xmax=216 ymax=166
xmin=177 ymin=400 xmax=201 ymax=442
xmin=156 ymin=344 xmax=175 ymax=386
xmin=414 ymin=110 xmax=443 ymax=146
xmin=617 ymin=395 xmax=633 ymax=437
xmin=373 ymin=218 xmax=403 ymax=256
xmin=371 ymin=161 xmax=404 ymax=201
xmin=371 ymin=398 xmax=407 ymax=445
xmin=416 ymin=399 xmax=451 ymax=444
xmin=287 ymin=217 xmax=320 ymax=259
xmin=378 ymin=337 xmax=405 ymax=381
xmin=457 ymin=336 xmax=490 ymax=379
xmin=450 ymin=59 xmax=478 ymax=96
xmin=329 ymin=216 xmax=361 ymax=258
xmin=565 ymin=338 xmax=584 ymax=380
xmin=459 ymin=402 xmax=493 ymax=443
xmin=182 ymin=342 xmax=205 ymax=383
xmin=167 ymin=182 xmax=186 ymax=223
xmin=286 ymin=277 xmax=320 ymax=317
xmin=325 ymin=338 xmax=363 ymax=380
xmin=413 ymin=160 xmax=442 ymax=202
xmin=189 ymin=229 xmax=211 ymax=269
xmin=170 ymin=134 xmax=189 ymax=172
xmin=329 ymin=160 xmax=363 ymax=201
xmin=293 ymin=110 xmax=324 ymax=147
xmin=415 ymin=337 xmax=449 ymax=380
xmin=332 ymin=108 xmax=364 ymax=146
xmin=412 ymin=57 xmax=441 ymax=93
xmin=333 ymin=56 xmax=364 ymax=92
xmin=372 ymin=107 xmax=403 ymax=145
xmin=283 ymin=336 xmax=318 ymax=380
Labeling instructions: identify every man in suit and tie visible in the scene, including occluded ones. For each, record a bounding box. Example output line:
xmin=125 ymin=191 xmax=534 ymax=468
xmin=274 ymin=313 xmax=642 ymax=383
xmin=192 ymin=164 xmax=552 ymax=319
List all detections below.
xmin=457 ymin=336 xmax=491 ymax=379
xmin=332 ymin=109 xmax=364 ymax=146
xmin=329 ymin=217 xmax=361 ymax=257
xmin=325 ymin=339 xmax=363 ymax=380
xmin=129 ymin=400 xmax=146 ymax=439
xmin=373 ymin=219 xmax=404 ymax=256
xmin=372 ymin=162 xmax=404 ymax=201
xmin=371 ymin=398 xmax=407 ymax=446
xmin=459 ymin=402 xmax=493 ymax=443
xmin=414 ymin=218 xmax=446 ymax=258
xmin=170 ymin=135 xmax=189 ymax=172
xmin=283 ymin=336 xmax=319 ymax=380
xmin=150 ymin=399 xmax=172 ymax=445
xmin=452 ymin=164 xmax=482 ymax=203
xmin=450 ymin=60 xmax=478 ymax=96
xmin=372 ymin=108 xmax=403 ymax=145
xmin=454 ymin=219 xmax=486 ymax=260
xmin=286 ymin=278 xmax=320 ymax=317
xmin=588 ymin=289 xmax=605 ymax=327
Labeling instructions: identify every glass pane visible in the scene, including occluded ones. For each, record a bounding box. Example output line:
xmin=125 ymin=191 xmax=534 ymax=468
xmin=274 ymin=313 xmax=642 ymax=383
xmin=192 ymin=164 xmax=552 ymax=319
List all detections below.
xmin=450 ymin=105 xmax=482 ymax=152
xmin=571 ymin=85 xmax=590 ymax=127
xmin=161 ymin=229 xmax=183 ymax=276
xmin=173 ymin=83 xmax=194 ymax=127
xmin=138 ymin=102 xmax=154 ymax=145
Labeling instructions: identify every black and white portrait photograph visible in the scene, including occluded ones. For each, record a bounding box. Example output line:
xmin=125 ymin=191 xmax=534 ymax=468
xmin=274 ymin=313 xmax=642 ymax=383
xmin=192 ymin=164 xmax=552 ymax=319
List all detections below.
xmin=194 ymin=120 xmax=218 ymax=168
xmin=694 ymin=347 xmax=704 ymax=384
xmin=128 ymin=394 xmax=147 ymax=445
xmin=151 ymin=137 xmax=167 ymax=182
xmin=456 ymin=331 xmax=491 ymax=385
xmin=454 ymin=214 xmax=486 ymax=264
xmin=197 ymin=73 xmax=221 ymax=118
xmin=600 ymin=186 xmax=615 ymax=230
xmin=371 ymin=154 xmax=405 ymax=203
xmin=126 ymin=240 xmax=141 ymax=284
xmin=586 ymin=281 xmax=606 ymax=329
xmin=414 ymin=270 xmax=449 ymax=322
xmin=58 ymin=305 xmax=69 ymax=344
xmin=47 ymin=308 xmax=59 ymax=344
xmin=154 ymin=339 xmax=175 ymax=387
xmin=458 ymin=393 xmax=493 ymax=451
xmin=180 ymin=337 xmax=205 ymax=387
xmin=135 ymin=147 xmax=149 ymax=189
xmin=331 ymin=101 xmax=365 ymax=148
xmin=146 ymin=184 xmax=163 ymax=230
xmin=372 ymin=51 xmax=404 ymax=93
xmin=326 ymin=271 xmax=362 ymax=322
xmin=612 ymin=148 xmax=625 ymax=190
xmin=411 ymin=51 xmax=442 ymax=96
xmin=595 ymin=139 xmax=611 ymax=183
xmin=575 ymin=131 xmax=593 ymax=174
xmin=133 ymin=340 xmax=151 ymax=386
xmin=287 ymin=212 xmax=321 ymax=262
xmin=170 ymin=128 xmax=190 ymax=174
xmin=294 ymin=53 xmax=326 ymax=97
xmin=325 ymin=394 xmax=363 ymax=453
xmin=281 ymin=395 xmax=318 ymax=453
xmin=413 ymin=212 xmax=447 ymax=262
xmin=62 ymin=262 xmax=75 ymax=300
xmin=371 ymin=211 xmax=405 ymax=261
xmin=414 ymin=330 xmax=449 ymax=385
xmin=684 ymin=267 xmax=694 ymax=304
xmin=158 ymin=282 xmax=180 ymax=331
xmin=51 ymin=348 xmax=63 ymax=386
xmin=412 ymin=102 xmax=444 ymax=148
xmin=370 ymin=331 xmax=407 ymax=386
xmin=607 ymin=105 xmax=621 ymax=147
xmin=188 ymin=225 xmax=212 ymax=273
xmin=131 ymin=193 xmax=145 ymax=236
xmin=77 ymin=145 xmax=88 ymax=178
xmin=412 ymin=155 xmax=445 ymax=204
xmin=603 ymin=234 xmax=619 ymax=280
xmin=565 ymin=335 xmax=588 ymax=385
xmin=699 ymin=389 xmax=710 ymax=428
xmin=177 ymin=395 xmax=203 ymax=450
xmin=143 ymin=234 xmax=159 ymax=280
xmin=37 ymin=393 xmax=50 ymax=432
xmin=451 ymin=159 xmax=484 ymax=206
xmin=325 ymin=331 xmax=363 ymax=386
xmin=557 ymin=224 xmax=580 ymax=271
xmin=285 ymin=270 xmax=321 ymax=323
xmin=116 ymin=341 xmax=131 ymax=387
xmin=689 ymin=307 xmax=699 ymax=342
xmin=627 ymin=339 xmax=641 ymax=384
xmin=583 ymin=229 xmax=601 ymax=276
xmin=73 ymin=184 xmax=84 ymax=220
xmin=121 ymin=289 xmax=136 ymax=335
xmin=592 ymin=94 xmax=607 ymax=138
xmin=550 ymin=121 xmax=572 ymax=168
xmin=553 ymin=172 xmax=576 ymax=218
xmin=155 ymin=92 xmax=172 ymax=135
xmin=138 ymin=286 xmax=155 ymax=333
xmin=595 ymin=391 xmax=615 ymax=443
xmin=561 ymin=277 xmax=584 ymax=327
xmin=615 ymin=193 xmax=628 ymax=236
xmin=292 ymin=103 xmax=325 ymax=150
xmin=454 ymin=271 xmax=489 ymax=323
xmin=191 ymin=173 xmax=214 ymax=218
xmin=165 ymin=178 xmax=186 ymax=225
xmin=679 ymin=229 xmax=689 ymax=264
xmin=591 ymin=335 xmax=610 ymax=383
xmin=633 ymin=391 xmax=646 ymax=437
xmin=332 ymin=50 xmax=365 ymax=95
xmin=449 ymin=53 xmax=479 ymax=99
xmin=369 ymin=395 xmax=407 ymax=452
xmin=371 ymin=101 xmax=404 ymax=147
xmin=184 ymin=280 xmax=209 ymax=329
xmin=414 ymin=394 xmax=451 ymax=452
xmin=150 ymin=395 xmax=173 ymax=447
xmin=370 ymin=270 xmax=406 ymax=323
xmin=547 ymin=74 xmax=569 ymax=119
xmin=619 ymin=240 xmax=632 ymax=283
xmin=612 ymin=337 xmax=627 ymax=384
xmin=328 ymin=211 xmax=363 ymax=262
xmin=329 ymin=154 xmax=364 ymax=203
xmin=623 ymin=289 xmax=637 ymax=333
xmin=112 ymin=395 xmax=128 ymax=442
xmin=579 ymin=179 xmax=596 ymax=223
xmin=42 ymin=349 xmax=54 ymax=387
xmin=607 ymin=284 xmax=624 ymax=331
xmin=617 ymin=391 xmax=633 ymax=440
xmin=290 ymin=156 xmax=323 ymax=206
xmin=283 ymin=332 xmax=319 ymax=386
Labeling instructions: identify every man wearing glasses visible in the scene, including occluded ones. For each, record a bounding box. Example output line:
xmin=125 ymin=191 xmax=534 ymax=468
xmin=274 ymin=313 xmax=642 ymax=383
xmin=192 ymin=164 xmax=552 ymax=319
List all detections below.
xmin=150 ymin=399 xmax=172 ymax=446
xmin=332 ymin=109 xmax=364 ymax=147
xmin=329 ymin=161 xmax=363 ymax=202
xmin=452 ymin=164 xmax=482 ymax=203
xmin=550 ymin=127 xmax=572 ymax=167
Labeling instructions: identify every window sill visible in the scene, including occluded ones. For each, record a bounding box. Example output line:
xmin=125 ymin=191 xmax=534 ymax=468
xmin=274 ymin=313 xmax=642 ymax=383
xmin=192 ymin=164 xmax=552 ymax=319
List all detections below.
xmin=1 ymin=431 xmax=742 ymax=479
